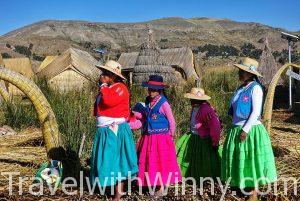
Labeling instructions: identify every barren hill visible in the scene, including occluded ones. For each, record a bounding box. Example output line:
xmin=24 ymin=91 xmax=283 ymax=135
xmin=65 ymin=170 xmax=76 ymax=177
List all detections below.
xmin=0 ymin=17 xmax=299 ymax=58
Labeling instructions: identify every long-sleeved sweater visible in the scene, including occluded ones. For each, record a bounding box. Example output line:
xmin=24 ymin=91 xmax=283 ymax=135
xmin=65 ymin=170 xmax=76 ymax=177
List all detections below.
xmin=94 ymin=82 xmax=130 ymax=119
xmin=191 ymin=102 xmax=222 ymax=147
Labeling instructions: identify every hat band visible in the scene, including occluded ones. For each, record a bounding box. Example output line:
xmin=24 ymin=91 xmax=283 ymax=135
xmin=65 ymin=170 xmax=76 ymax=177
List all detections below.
xmin=148 ymin=81 xmax=165 ymax=86
xmin=111 ymin=68 xmax=121 ymax=73
xmin=240 ymin=63 xmax=257 ymax=72
xmin=194 ymin=91 xmax=205 ymax=97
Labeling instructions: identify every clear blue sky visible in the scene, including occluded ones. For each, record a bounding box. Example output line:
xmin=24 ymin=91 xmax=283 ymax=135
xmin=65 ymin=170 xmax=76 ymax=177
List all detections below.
xmin=1 ymin=0 xmax=299 ymax=35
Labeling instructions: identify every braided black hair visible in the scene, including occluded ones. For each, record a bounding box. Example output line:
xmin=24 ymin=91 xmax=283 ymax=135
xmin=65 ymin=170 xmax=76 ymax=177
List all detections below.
xmin=252 ymin=75 xmax=267 ymax=107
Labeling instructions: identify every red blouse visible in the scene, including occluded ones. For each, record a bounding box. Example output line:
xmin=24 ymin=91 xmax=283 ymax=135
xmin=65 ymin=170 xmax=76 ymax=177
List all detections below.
xmin=94 ymin=82 xmax=130 ymax=119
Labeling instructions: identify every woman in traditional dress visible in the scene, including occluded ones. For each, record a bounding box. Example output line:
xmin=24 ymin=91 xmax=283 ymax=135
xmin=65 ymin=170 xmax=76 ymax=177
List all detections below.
xmin=90 ymin=60 xmax=138 ymax=201
xmin=221 ymin=57 xmax=277 ymax=201
xmin=135 ymin=75 xmax=182 ymax=197
xmin=176 ymin=87 xmax=222 ymax=182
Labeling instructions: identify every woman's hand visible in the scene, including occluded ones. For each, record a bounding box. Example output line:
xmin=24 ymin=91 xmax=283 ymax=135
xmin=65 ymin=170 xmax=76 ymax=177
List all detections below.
xmin=98 ymin=76 xmax=108 ymax=89
xmin=240 ymin=131 xmax=248 ymax=142
xmin=170 ymin=134 xmax=175 ymax=141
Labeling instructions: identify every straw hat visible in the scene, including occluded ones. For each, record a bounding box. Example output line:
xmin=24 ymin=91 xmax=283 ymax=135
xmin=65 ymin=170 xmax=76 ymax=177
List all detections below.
xmin=184 ymin=87 xmax=211 ymax=100
xmin=96 ymin=60 xmax=126 ymax=80
xmin=234 ymin=57 xmax=263 ymax=77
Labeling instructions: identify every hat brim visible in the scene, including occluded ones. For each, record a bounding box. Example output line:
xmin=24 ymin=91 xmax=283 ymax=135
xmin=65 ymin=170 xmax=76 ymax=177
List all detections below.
xmin=96 ymin=64 xmax=127 ymax=80
xmin=184 ymin=93 xmax=211 ymax=100
xmin=142 ymin=82 xmax=169 ymax=90
xmin=234 ymin=64 xmax=263 ymax=77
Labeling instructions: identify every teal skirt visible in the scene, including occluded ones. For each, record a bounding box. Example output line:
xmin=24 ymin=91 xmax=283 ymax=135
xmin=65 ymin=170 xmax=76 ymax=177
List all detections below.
xmin=221 ymin=125 xmax=277 ymax=188
xmin=90 ymin=123 xmax=138 ymax=186
xmin=176 ymin=133 xmax=221 ymax=182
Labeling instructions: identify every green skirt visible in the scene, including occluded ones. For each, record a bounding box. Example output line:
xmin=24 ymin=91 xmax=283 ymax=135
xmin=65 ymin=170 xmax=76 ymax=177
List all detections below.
xmin=90 ymin=123 xmax=138 ymax=187
xmin=176 ymin=133 xmax=221 ymax=182
xmin=221 ymin=125 xmax=277 ymax=188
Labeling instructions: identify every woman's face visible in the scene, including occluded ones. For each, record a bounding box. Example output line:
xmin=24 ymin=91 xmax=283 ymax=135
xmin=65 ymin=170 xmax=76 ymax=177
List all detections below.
xmin=100 ymin=70 xmax=116 ymax=85
xmin=148 ymin=88 xmax=160 ymax=98
xmin=190 ymin=99 xmax=204 ymax=107
xmin=238 ymin=69 xmax=252 ymax=82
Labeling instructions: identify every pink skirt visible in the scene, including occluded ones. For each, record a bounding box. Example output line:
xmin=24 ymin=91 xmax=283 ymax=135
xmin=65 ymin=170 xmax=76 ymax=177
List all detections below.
xmin=136 ymin=133 xmax=182 ymax=186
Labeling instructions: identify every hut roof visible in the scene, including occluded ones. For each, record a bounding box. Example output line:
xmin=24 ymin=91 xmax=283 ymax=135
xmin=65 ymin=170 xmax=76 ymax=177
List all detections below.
xmin=37 ymin=48 xmax=101 ymax=82
xmin=160 ymin=47 xmax=197 ymax=78
xmin=3 ymin=58 xmax=34 ymax=78
xmin=118 ymin=47 xmax=198 ymax=78
xmin=118 ymin=52 xmax=139 ymax=71
xmin=37 ymin=56 xmax=58 ymax=73
xmin=258 ymin=38 xmax=282 ymax=86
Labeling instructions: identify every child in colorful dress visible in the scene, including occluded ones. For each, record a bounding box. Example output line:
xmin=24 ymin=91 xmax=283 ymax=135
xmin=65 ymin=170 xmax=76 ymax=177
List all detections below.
xmin=221 ymin=57 xmax=277 ymax=201
xmin=135 ymin=75 xmax=182 ymax=196
xmin=176 ymin=87 xmax=222 ymax=182
xmin=90 ymin=60 xmax=138 ymax=201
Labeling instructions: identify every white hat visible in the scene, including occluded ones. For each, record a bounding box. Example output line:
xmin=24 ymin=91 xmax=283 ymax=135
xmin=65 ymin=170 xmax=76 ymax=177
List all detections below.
xmin=184 ymin=87 xmax=211 ymax=100
xmin=234 ymin=57 xmax=263 ymax=77
xmin=96 ymin=60 xmax=126 ymax=80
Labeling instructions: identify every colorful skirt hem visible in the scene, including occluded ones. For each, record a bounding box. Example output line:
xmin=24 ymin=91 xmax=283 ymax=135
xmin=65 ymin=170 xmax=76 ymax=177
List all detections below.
xmin=90 ymin=123 xmax=138 ymax=187
xmin=176 ymin=133 xmax=221 ymax=183
xmin=136 ymin=133 xmax=182 ymax=186
xmin=221 ymin=124 xmax=277 ymax=188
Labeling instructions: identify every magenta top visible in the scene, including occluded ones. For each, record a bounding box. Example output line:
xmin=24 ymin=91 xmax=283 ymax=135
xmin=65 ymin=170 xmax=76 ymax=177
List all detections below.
xmin=133 ymin=95 xmax=176 ymax=136
xmin=191 ymin=102 xmax=221 ymax=147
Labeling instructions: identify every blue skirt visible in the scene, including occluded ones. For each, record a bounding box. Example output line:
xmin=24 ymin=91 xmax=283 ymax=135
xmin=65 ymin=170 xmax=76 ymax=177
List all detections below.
xmin=90 ymin=122 xmax=138 ymax=186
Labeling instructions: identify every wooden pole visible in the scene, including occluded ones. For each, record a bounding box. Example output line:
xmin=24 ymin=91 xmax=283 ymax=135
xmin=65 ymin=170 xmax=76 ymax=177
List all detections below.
xmin=78 ymin=133 xmax=86 ymax=158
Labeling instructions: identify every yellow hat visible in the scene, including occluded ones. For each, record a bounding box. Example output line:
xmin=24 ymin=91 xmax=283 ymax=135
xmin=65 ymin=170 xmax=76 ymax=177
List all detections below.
xmin=96 ymin=60 xmax=126 ymax=80
xmin=234 ymin=57 xmax=263 ymax=77
xmin=184 ymin=87 xmax=211 ymax=100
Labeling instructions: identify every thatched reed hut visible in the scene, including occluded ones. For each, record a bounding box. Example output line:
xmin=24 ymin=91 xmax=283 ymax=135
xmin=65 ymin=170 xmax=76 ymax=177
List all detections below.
xmin=0 ymin=54 xmax=4 ymax=66
xmin=118 ymin=30 xmax=198 ymax=85
xmin=3 ymin=58 xmax=34 ymax=96
xmin=37 ymin=56 xmax=58 ymax=73
xmin=259 ymin=38 xmax=282 ymax=86
xmin=37 ymin=48 xmax=100 ymax=92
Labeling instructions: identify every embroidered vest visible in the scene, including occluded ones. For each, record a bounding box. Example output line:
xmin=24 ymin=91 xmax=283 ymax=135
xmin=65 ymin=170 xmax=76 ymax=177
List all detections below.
xmin=229 ymin=81 xmax=262 ymax=120
xmin=144 ymin=95 xmax=170 ymax=134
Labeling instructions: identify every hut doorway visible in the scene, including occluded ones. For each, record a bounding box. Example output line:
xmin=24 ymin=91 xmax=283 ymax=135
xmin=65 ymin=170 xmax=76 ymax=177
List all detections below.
xmin=171 ymin=65 xmax=187 ymax=80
